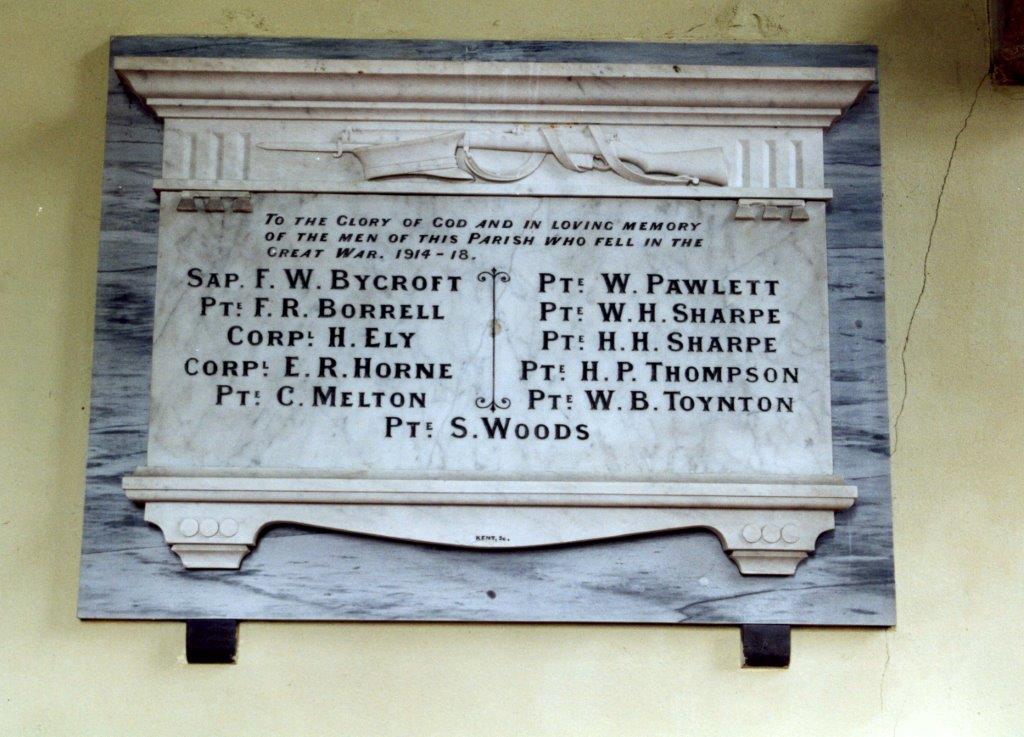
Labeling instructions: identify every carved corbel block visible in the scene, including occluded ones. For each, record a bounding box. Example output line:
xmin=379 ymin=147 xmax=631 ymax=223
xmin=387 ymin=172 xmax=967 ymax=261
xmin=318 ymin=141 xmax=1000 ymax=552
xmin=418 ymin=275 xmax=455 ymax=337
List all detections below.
xmin=735 ymin=199 xmax=810 ymax=221
xmin=175 ymin=191 xmax=252 ymax=213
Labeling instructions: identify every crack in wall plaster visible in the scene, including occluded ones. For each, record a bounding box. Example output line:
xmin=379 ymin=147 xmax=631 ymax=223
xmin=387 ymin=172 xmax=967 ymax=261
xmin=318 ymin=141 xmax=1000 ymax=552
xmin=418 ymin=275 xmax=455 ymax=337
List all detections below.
xmin=892 ymin=72 xmax=987 ymax=454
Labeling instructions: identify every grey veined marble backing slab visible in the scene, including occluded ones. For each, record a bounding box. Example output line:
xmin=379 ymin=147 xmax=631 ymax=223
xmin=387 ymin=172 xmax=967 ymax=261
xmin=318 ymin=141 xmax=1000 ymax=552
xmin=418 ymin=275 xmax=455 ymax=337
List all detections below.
xmin=78 ymin=37 xmax=894 ymax=625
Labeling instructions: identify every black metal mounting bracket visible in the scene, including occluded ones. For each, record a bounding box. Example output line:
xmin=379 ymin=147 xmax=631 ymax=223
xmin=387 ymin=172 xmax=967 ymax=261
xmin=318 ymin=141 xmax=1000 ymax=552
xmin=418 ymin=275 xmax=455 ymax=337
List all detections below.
xmin=740 ymin=624 xmax=791 ymax=668
xmin=178 ymin=620 xmax=790 ymax=665
xmin=185 ymin=619 xmax=239 ymax=664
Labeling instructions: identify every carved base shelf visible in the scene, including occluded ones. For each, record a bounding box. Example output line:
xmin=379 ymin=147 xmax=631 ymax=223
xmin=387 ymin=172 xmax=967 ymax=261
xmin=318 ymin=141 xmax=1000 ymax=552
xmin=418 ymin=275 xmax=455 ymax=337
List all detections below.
xmin=125 ymin=470 xmax=856 ymax=575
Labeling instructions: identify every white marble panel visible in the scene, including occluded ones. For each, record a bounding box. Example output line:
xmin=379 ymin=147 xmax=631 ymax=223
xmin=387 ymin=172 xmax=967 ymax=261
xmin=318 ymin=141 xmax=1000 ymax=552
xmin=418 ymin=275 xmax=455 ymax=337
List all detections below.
xmin=146 ymin=194 xmax=833 ymax=481
xmin=104 ymin=52 xmax=874 ymax=576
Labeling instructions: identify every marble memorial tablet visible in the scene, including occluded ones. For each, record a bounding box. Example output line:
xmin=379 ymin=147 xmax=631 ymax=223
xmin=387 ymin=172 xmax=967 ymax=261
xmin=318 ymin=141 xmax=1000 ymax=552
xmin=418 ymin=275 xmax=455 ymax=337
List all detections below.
xmin=79 ymin=38 xmax=894 ymax=625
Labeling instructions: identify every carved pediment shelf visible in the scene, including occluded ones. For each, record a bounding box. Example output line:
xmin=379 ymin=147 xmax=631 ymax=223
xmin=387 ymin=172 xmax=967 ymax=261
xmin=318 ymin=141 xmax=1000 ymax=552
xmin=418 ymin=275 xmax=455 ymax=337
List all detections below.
xmin=116 ymin=57 xmax=873 ymax=202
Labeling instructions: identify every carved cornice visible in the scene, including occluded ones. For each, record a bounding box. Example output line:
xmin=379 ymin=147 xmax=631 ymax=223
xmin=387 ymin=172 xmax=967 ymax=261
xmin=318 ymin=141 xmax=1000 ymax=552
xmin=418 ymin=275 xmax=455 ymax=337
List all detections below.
xmin=113 ymin=56 xmax=873 ymax=198
xmin=115 ymin=57 xmax=873 ymax=128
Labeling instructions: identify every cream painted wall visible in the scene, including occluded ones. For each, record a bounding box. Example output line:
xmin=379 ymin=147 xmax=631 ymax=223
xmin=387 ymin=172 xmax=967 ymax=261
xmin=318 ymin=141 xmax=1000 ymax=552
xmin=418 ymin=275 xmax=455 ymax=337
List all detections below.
xmin=1 ymin=1 xmax=1021 ymax=735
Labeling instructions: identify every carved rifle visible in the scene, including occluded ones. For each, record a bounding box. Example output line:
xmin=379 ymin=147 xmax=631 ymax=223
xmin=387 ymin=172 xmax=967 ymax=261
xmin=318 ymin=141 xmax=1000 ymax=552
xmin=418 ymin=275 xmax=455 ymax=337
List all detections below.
xmin=258 ymin=125 xmax=729 ymax=185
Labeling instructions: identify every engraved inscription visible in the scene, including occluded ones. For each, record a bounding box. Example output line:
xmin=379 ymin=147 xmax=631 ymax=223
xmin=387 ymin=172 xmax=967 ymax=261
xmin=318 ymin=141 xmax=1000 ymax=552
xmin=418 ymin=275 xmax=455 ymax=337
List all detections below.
xmin=147 ymin=192 xmax=833 ymax=479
